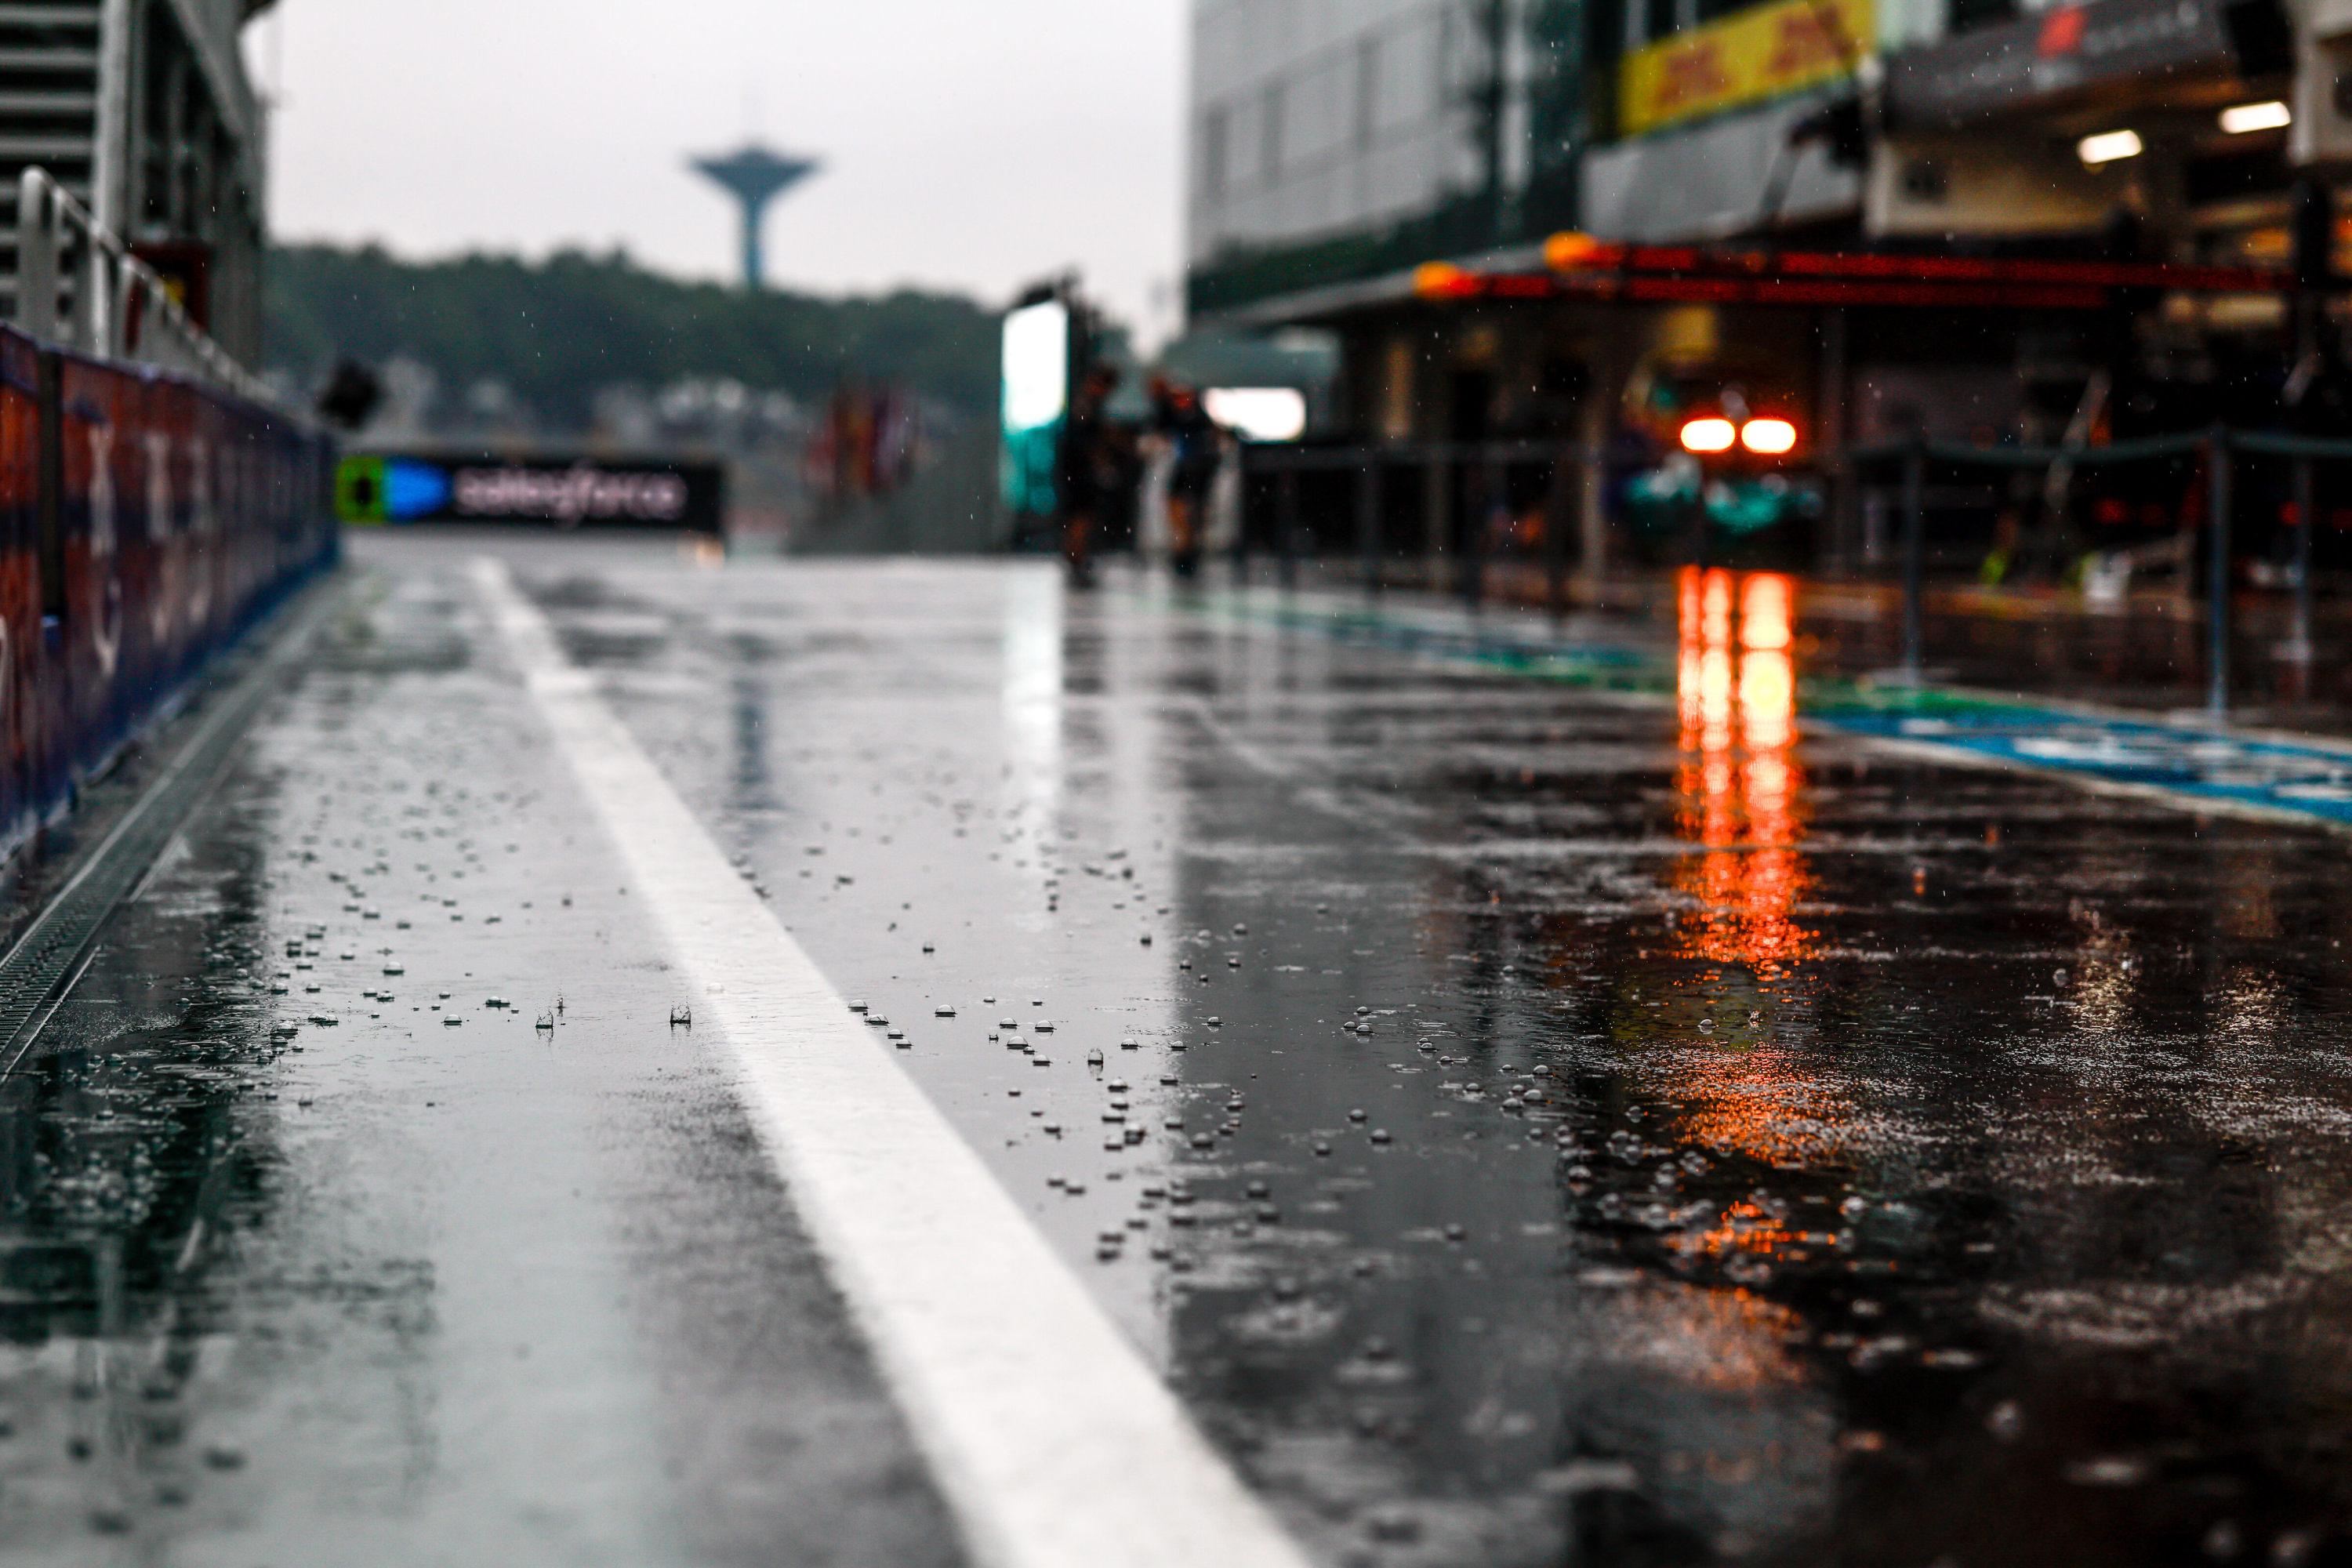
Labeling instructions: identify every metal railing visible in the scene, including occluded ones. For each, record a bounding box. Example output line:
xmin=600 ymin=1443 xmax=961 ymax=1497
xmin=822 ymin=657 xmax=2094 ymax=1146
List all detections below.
xmin=1247 ymin=428 xmax=2352 ymax=720
xmin=13 ymin=165 xmax=271 ymax=403
xmin=1851 ymin=427 xmax=2352 ymax=717
xmin=1243 ymin=438 xmax=1606 ymax=612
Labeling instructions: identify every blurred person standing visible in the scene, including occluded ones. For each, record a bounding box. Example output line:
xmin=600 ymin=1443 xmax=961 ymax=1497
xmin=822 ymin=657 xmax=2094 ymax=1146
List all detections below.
xmin=1058 ymin=364 xmax=1122 ymax=586
xmin=1150 ymin=376 xmax=1223 ymax=579
xmin=1137 ymin=419 xmax=1176 ymax=558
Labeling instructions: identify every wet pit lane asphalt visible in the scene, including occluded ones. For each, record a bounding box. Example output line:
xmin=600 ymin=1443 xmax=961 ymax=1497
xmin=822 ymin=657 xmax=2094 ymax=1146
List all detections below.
xmin=6 ymin=532 xmax=2352 ymax=1567
xmin=0 ymin=560 xmax=956 ymax=1567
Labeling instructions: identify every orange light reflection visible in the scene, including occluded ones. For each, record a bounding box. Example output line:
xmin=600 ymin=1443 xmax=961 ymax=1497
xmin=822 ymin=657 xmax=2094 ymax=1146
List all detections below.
xmin=1660 ymin=572 xmax=1853 ymax=1203
xmin=1671 ymin=568 xmax=1811 ymax=976
xmin=1665 ymin=1198 xmax=1842 ymax=1263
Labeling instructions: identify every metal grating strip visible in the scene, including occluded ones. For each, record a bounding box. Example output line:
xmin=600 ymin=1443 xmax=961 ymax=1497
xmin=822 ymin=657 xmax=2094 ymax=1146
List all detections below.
xmin=0 ymin=577 xmax=343 ymax=1075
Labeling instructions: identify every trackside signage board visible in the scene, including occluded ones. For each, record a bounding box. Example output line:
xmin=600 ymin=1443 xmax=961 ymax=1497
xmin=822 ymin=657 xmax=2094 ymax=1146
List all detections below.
xmin=1885 ymin=0 xmax=2234 ymax=127
xmin=336 ymin=452 xmax=727 ymax=534
xmin=1620 ymin=0 xmax=1871 ymax=137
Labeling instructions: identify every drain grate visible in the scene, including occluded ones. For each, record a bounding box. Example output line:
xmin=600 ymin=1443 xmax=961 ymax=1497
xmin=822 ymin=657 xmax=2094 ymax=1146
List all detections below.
xmin=0 ymin=580 xmax=347 ymax=1075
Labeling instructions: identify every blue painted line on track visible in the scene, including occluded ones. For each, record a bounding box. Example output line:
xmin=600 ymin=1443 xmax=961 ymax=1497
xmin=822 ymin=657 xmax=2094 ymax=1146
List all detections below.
xmin=1806 ymin=700 xmax=2352 ymax=827
xmin=1203 ymin=590 xmax=2352 ymax=831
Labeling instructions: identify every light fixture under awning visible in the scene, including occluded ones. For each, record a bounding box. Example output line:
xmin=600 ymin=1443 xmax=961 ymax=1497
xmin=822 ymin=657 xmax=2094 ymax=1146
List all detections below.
xmin=2077 ymin=129 xmax=2143 ymax=165
xmin=2220 ymin=100 xmax=2291 ymax=134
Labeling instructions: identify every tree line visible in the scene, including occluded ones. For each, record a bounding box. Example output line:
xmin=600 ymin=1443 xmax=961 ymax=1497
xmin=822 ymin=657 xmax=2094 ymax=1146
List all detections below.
xmin=263 ymin=243 xmax=1002 ymax=430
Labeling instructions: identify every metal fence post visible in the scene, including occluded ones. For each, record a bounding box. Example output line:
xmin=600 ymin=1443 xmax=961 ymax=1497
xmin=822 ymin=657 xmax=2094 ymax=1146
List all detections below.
xmin=16 ymin=169 xmax=57 ymax=343
xmin=1826 ymin=452 xmax=1854 ymax=578
xmin=1422 ymin=445 xmax=1449 ymax=595
xmin=1900 ymin=438 xmax=1926 ymax=681
xmin=2208 ymin=426 xmax=2233 ymax=718
xmin=1230 ymin=448 xmax=1251 ymax=582
xmin=2291 ymin=450 xmax=2316 ymax=666
xmin=1276 ymin=466 xmax=1299 ymax=591
xmin=1355 ymin=456 xmax=1381 ymax=596
xmin=1686 ymin=463 xmax=1711 ymax=575
xmin=1464 ymin=449 xmax=1498 ymax=610
xmin=1542 ymin=446 xmax=1572 ymax=619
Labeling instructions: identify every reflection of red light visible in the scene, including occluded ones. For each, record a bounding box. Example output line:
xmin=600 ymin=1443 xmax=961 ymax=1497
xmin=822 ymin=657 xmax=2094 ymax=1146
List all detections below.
xmin=1660 ymin=570 xmax=1837 ymax=1174
xmin=1741 ymin=652 xmax=1793 ymax=750
xmin=1671 ymin=1198 xmax=1805 ymax=1261
xmin=1740 ymin=417 xmax=1797 ymax=455
xmin=1740 ymin=573 xmax=1791 ymax=651
xmin=1681 ymin=416 xmax=1737 ymax=453
xmin=1671 ymin=568 xmax=1810 ymax=978
xmin=1678 ymin=567 xmax=1705 ymax=734
xmin=1702 ymin=568 xmax=1733 ymax=648
xmin=1702 ymin=650 xmax=1735 ymax=751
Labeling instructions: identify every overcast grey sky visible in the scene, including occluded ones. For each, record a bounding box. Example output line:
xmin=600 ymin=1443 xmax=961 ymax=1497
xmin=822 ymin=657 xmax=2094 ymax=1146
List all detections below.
xmin=258 ymin=1 xmax=1189 ymax=339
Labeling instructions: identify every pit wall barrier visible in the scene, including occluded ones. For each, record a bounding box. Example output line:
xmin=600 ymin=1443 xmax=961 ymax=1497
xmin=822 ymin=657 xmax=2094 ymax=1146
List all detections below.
xmin=0 ymin=322 xmax=339 ymax=859
xmin=1242 ymin=429 xmax=2352 ymax=719
xmin=1846 ymin=427 xmax=2352 ymax=716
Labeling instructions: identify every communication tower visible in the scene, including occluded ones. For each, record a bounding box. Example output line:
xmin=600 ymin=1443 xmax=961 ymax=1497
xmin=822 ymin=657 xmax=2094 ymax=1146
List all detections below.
xmin=689 ymin=143 xmax=819 ymax=291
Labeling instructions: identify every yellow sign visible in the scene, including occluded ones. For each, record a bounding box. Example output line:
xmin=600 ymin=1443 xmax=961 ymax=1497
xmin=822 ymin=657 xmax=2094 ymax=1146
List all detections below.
xmin=1620 ymin=0 xmax=1871 ymax=138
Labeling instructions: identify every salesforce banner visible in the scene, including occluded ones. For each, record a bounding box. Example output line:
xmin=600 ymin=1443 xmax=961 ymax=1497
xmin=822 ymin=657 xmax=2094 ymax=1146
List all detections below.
xmin=336 ymin=451 xmax=726 ymax=534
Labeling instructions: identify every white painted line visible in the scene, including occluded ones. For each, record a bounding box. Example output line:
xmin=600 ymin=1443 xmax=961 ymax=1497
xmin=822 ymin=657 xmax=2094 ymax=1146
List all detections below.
xmin=470 ymin=557 xmax=1312 ymax=1568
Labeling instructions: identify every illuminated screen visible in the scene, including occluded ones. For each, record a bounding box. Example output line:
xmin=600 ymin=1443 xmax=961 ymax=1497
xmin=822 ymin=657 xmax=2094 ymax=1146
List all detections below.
xmin=1000 ymin=299 xmax=1071 ymax=516
xmin=1001 ymin=302 xmax=1070 ymax=433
